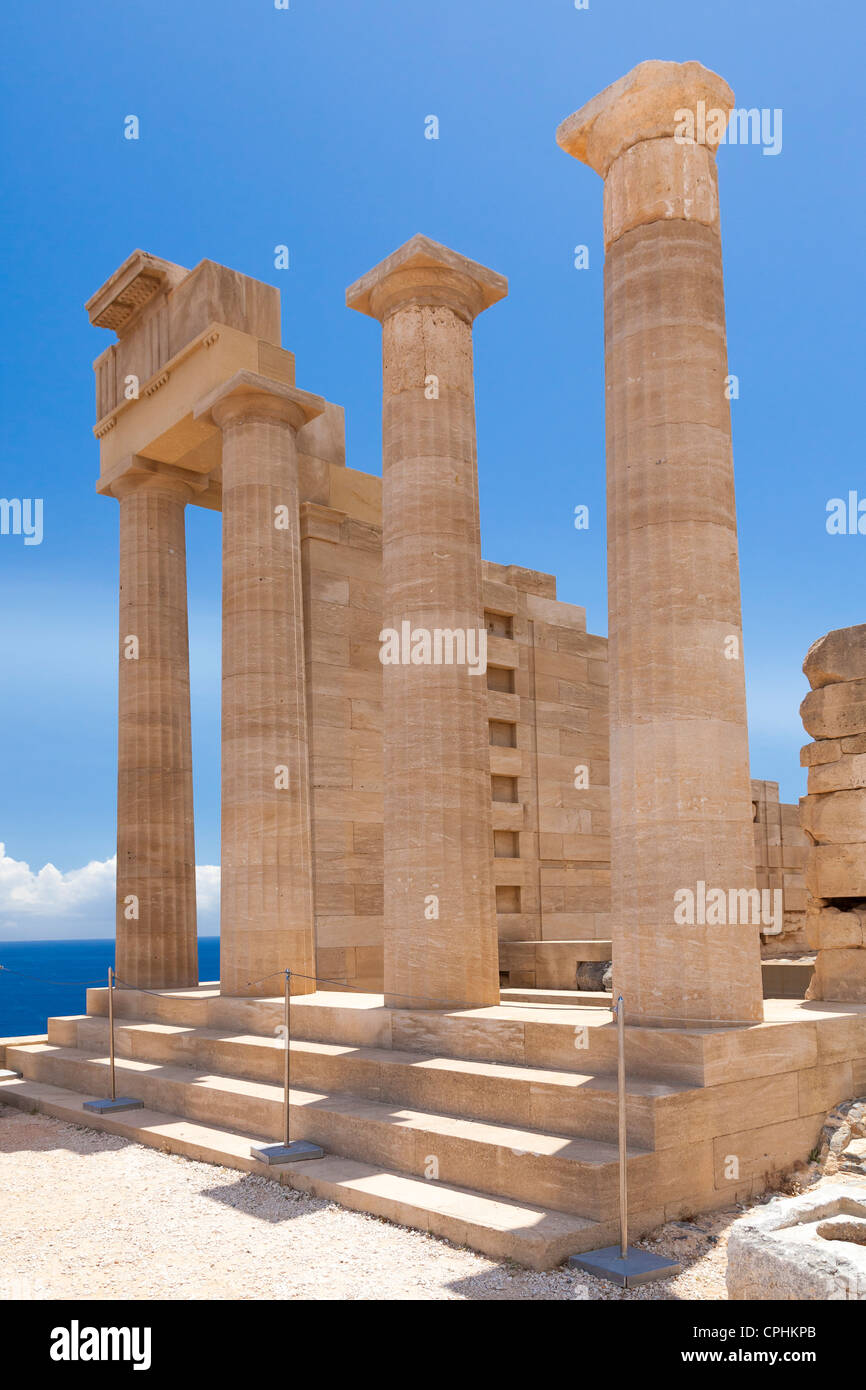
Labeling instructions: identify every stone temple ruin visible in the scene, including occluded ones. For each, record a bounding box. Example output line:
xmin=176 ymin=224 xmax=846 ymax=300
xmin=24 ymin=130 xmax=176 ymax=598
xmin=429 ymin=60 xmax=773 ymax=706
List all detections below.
xmin=2 ymin=59 xmax=866 ymax=1269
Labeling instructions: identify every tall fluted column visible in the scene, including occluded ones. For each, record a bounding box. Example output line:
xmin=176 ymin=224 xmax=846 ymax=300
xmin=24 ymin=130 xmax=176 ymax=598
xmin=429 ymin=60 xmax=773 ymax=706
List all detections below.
xmin=115 ymin=470 xmax=198 ymax=988
xmin=558 ymin=62 xmax=764 ymax=1024
xmin=347 ymin=235 xmax=506 ymax=1008
xmin=195 ymin=371 xmax=324 ymax=997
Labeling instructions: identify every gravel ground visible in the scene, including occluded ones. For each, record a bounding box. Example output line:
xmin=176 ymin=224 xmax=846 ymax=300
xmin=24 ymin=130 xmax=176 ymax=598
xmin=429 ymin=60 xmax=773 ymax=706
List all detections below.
xmin=0 ymin=1103 xmax=825 ymax=1301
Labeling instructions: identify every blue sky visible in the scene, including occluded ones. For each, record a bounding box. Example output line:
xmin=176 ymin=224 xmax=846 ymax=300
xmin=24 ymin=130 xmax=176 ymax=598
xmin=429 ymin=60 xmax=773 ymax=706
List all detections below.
xmin=0 ymin=0 xmax=862 ymax=938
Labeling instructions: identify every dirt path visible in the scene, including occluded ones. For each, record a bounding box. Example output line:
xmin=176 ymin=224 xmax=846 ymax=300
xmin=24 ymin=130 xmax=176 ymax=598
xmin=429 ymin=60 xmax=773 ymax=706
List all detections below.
xmin=0 ymin=1103 xmax=774 ymax=1301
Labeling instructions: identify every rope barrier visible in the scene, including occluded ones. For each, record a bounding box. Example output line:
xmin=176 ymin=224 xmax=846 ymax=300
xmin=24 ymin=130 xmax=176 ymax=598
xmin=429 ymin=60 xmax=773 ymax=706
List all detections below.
xmin=112 ymin=976 xmax=186 ymax=1000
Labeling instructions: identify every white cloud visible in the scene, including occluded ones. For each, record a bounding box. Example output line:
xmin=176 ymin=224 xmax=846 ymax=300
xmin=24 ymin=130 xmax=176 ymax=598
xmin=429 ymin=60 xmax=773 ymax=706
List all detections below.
xmin=0 ymin=843 xmax=220 ymax=940
xmin=195 ymin=864 xmax=221 ymax=915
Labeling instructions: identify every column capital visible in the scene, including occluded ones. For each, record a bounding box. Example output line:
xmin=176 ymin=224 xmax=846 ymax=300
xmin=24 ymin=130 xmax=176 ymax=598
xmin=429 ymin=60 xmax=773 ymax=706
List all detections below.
xmin=194 ymin=370 xmax=325 ymax=432
xmin=107 ymin=455 xmax=208 ymax=504
xmin=346 ymin=234 xmax=507 ymax=325
xmin=556 ymin=59 xmax=734 ymax=178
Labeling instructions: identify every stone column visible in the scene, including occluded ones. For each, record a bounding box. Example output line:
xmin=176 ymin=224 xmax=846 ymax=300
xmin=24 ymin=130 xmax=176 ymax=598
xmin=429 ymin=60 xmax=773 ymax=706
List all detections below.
xmin=557 ymin=62 xmax=764 ymax=1024
xmin=347 ymin=235 xmax=506 ymax=1009
xmin=195 ymin=371 xmax=324 ymax=997
xmin=115 ymin=469 xmax=198 ymax=989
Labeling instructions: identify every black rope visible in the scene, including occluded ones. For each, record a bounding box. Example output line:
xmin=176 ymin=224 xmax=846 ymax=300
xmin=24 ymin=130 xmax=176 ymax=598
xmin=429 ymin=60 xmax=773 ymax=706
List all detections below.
xmin=112 ymin=976 xmax=197 ymax=1000
xmin=245 ymin=971 xmax=289 ymax=989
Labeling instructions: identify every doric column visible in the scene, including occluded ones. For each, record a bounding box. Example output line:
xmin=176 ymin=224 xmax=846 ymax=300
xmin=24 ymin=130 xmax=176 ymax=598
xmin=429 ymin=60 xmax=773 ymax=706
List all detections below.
xmin=195 ymin=370 xmax=324 ymax=997
xmin=347 ymin=235 xmax=506 ymax=1009
xmin=115 ymin=466 xmax=198 ymax=989
xmin=557 ymin=61 xmax=764 ymax=1024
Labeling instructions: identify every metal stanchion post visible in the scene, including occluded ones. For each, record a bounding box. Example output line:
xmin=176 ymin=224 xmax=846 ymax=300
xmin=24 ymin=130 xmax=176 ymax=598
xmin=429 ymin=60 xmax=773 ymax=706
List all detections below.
xmin=284 ymin=968 xmax=291 ymax=1148
xmin=251 ymin=969 xmax=324 ymax=1166
xmin=84 ymin=967 xmax=143 ymax=1114
xmin=569 ymin=993 xmax=681 ymax=1288
xmin=617 ymin=993 xmax=628 ymax=1259
xmin=109 ymin=963 xmax=117 ymax=1101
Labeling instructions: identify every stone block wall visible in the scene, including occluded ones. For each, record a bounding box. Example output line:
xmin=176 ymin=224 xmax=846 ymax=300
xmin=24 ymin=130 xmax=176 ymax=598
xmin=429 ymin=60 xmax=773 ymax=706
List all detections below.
xmin=751 ymin=779 xmax=809 ymax=957
xmin=481 ymin=563 xmax=611 ymax=959
xmin=800 ymin=624 xmax=866 ymax=1002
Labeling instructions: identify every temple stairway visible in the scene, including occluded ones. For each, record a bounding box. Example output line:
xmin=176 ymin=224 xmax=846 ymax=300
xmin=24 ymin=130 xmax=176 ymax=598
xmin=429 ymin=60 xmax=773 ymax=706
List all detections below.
xmin=2 ymin=985 xmax=866 ymax=1269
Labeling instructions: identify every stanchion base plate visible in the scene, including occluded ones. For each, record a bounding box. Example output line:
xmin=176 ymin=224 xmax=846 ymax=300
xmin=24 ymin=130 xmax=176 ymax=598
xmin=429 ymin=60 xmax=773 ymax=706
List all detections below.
xmin=568 ymin=1245 xmax=681 ymax=1288
xmin=251 ymin=1140 xmax=325 ymax=1165
xmin=83 ymin=1098 xmax=144 ymax=1114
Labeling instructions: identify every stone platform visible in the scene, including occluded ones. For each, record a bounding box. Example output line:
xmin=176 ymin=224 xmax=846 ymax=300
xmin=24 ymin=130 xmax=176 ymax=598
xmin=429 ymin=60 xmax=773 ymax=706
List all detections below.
xmin=3 ymin=986 xmax=866 ymax=1269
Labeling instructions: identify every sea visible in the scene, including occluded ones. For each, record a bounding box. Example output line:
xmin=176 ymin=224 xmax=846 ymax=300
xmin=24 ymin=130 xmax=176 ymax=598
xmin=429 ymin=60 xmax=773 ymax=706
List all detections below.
xmin=0 ymin=938 xmax=220 ymax=1037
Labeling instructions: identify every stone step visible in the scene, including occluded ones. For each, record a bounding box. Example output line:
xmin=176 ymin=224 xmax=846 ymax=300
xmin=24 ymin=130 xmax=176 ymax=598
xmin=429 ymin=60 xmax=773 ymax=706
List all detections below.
xmin=0 ymin=1033 xmax=47 ymax=1067
xmin=57 ymin=1014 xmax=692 ymax=1147
xmin=500 ymin=988 xmax=611 ymax=1008
xmin=86 ymin=985 xmax=709 ymax=1083
xmin=0 ymin=1074 xmax=606 ymax=1270
xmin=7 ymin=1041 xmax=649 ymax=1221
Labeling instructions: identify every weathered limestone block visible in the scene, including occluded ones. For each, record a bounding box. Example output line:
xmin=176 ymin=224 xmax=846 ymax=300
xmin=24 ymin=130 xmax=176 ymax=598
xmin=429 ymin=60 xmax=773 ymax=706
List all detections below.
xmin=727 ymin=1186 xmax=866 ymax=1300
xmin=804 ymin=624 xmax=866 ymax=690
xmin=808 ymin=949 xmax=866 ymax=1004
xmin=819 ymin=1100 xmax=866 ymax=1175
xmin=809 ymin=753 xmax=866 ymax=795
xmin=801 ymin=789 xmax=866 ymax=843
xmin=801 ymin=739 xmax=842 ymax=767
xmin=801 ymin=679 xmax=866 ymax=740
xmin=805 ymin=844 xmax=866 ymax=900
xmin=804 ymin=903 xmax=865 ymax=952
